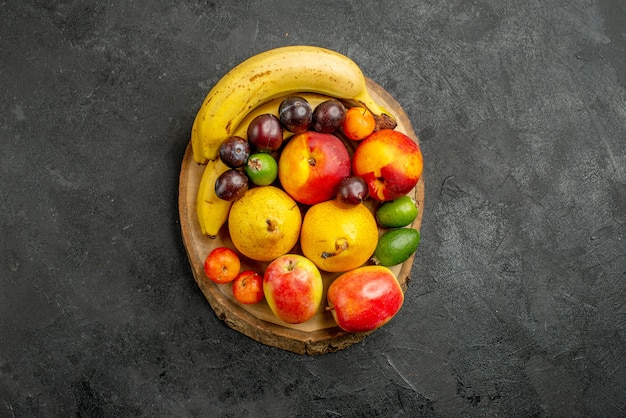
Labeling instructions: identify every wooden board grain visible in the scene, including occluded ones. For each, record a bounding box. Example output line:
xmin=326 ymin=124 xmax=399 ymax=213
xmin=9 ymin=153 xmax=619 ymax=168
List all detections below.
xmin=178 ymin=79 xmax=425 ymax=355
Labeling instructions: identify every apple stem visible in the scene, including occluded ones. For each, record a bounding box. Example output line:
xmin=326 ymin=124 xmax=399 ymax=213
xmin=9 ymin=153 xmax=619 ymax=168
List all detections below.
xmin=266 ymin=219 xmax=276 ymax=232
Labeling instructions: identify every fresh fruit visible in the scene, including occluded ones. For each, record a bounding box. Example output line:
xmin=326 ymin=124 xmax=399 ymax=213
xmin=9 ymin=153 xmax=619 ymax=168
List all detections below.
xmin=300 ymin=199 xmax=378 ymax=272
xmin=203 ymin=247 xmax=241 ymax=284
xmin=232 ymin=270 xmax=265 ymax=304
xmin=231 ymin=93 xmax=335 ymax=140
xmin=190 ymin=45 xmax=394 ymax=164
xmin=279 ymin=96 xmax=313 ymax=133
xmin=196 ymin=158 xmax=233 ymax=238
xmin=278 ymin=131 xmax=351 ymax=205
xmin=219 ymin=136 xmax=250 ymax=168
xmin=375 ymin=195 xmax=419 ymax=228
xmin=352 ymin=129 xmax=423 ymax=201
xmin=312 ymin=99 xmax=346 ymax=133
xmin=371 ymin=228 xmax=420 ymax=267
xmin=247 ymin=114 xmax=284 ymax=152
xmin=214 ymin=169 xmax=249 ymax=201
xmin=336 ymin=175 xmax=369 ymax=205
xmin=263 ymin=254 xmax=323 ymax=324
xmin=326 ymin=265 xmax=404 ymax=333
xmin=342 ymin=106 xmax=376 ymax=140
xmin=245 ymin=153 xmax=278 ymax=186
xmin=228 ymin=186 xmax=302 ymax=261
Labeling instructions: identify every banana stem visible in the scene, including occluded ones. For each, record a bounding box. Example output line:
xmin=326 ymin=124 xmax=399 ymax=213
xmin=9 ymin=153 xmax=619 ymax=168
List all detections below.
xmin=373 ymin=113 xmax=397 ymax=131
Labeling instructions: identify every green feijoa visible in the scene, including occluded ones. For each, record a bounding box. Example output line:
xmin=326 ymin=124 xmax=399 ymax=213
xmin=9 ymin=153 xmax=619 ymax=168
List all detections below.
xmin=375 ymin=196 xmax=418 ymax=228
xmin=371 ymin=228 xmax=420 ymax=267
xmin=245 ymin=152 xmax=278 ymax=186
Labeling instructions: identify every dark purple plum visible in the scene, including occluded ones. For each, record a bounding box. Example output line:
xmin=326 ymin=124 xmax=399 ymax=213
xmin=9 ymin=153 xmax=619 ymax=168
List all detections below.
xmin=215 ymin=169 xmax=249 ymax=201
xmin=247 ymin=114 xmax=283 ymax=152
xmin=279 ymin=96 xmax=313 ymax=133
xmin=336 ymin=175 xmax=369 ymax=205
xmin=312 ymin=99 xmax=346 ymax=133
xmin=219 ymin=136 xmax=250 ymax=168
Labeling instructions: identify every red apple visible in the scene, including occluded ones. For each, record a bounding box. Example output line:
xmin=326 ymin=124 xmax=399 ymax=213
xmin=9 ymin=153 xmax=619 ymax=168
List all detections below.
xmin=352 ymin=129 xmax=423 ymax=201
xmin=326 ymin=265 xmax=404 ymax=333
xmin=232 ymin=270 xmax=264 ymax=304
xmin=278 ymin=131 xmax=351 ymax=205
xmin=263 ymin=254 xmax=323 ymax=324
xmin=203 ymin=247 xmax=240 ymax=284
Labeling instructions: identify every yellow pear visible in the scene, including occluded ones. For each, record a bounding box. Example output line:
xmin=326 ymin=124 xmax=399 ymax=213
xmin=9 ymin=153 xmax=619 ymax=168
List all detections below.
xmin=228 ymin=186 xmax=302 ymax=262
xmin=300 ymin=199 xmax=378 ymax=272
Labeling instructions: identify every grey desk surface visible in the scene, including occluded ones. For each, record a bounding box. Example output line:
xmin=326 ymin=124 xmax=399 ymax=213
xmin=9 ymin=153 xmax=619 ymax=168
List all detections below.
xmin=2 ymin=1 xmax=625 ymax=416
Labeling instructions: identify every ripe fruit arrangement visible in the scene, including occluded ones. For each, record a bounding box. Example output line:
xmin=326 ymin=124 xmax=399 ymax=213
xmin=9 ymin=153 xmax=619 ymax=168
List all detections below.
xmin=179 ymin=46 xmax=424 ymax=354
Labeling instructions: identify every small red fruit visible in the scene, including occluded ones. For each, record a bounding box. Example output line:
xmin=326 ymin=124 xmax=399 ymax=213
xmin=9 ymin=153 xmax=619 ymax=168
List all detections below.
xmin=342 ymin=106 xmax=375 ymax=140
xmin=232 ymin=270 xmax=264 ymax=304
xmin=203 ymin=247 xmax=240 ymax=284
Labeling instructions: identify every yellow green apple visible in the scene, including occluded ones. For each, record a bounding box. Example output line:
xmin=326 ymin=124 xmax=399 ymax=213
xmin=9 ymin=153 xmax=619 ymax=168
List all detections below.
xmin=326 ymin=265 xmax=404 ymax=332
xmin=263 ymin=254 xmax=323 ymax=324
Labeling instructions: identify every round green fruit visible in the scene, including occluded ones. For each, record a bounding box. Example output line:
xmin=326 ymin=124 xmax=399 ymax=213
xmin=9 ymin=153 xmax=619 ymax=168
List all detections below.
xmin=245 ymin=153 xmax=278 ymax=186
xmin=371 ymin=228 xmax=420 ymax=267
xmin=375 ymin=195 xmax=418 ymax=228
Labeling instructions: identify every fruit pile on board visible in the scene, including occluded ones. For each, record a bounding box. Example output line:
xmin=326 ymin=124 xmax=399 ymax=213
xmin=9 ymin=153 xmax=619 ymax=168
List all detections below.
xmin=191 ymin=46 xmax=423 ymax=334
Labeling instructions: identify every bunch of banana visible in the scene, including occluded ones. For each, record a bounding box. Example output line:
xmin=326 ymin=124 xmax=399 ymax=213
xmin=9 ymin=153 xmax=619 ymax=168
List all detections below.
xmin=191 ymin=45 xmax=395 ymax=164
xmin=196 ymin=92 xmax=335 ymax=238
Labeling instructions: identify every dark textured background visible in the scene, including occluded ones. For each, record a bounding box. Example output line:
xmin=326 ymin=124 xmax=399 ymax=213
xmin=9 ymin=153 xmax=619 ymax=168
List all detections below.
xmin=2 ymin=1 xmax=625 ymax=416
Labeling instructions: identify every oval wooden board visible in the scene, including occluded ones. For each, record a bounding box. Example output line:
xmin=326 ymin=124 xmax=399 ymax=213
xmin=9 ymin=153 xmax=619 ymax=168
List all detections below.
xmin=179 ymin=79 xmax=425 ymax=355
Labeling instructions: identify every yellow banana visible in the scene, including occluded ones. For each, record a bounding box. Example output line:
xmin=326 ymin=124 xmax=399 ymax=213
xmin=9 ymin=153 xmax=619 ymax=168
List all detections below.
xmin=191 ymin=45 xmax=394 ymax=164
xmin=196 ymin=158 xmax=232 ymax=238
